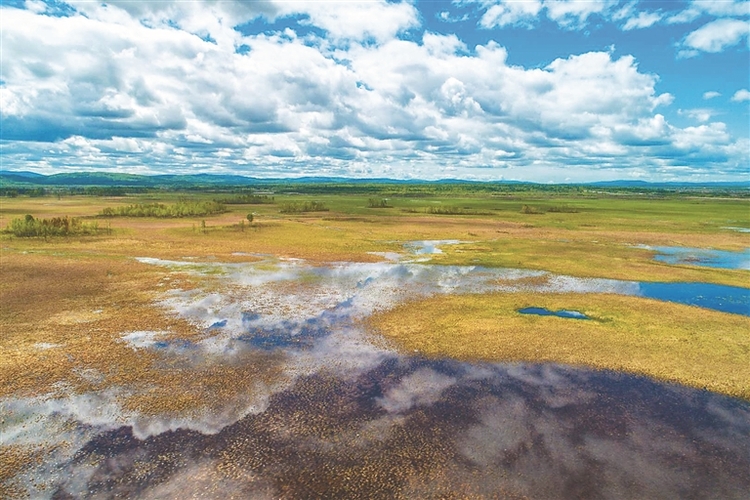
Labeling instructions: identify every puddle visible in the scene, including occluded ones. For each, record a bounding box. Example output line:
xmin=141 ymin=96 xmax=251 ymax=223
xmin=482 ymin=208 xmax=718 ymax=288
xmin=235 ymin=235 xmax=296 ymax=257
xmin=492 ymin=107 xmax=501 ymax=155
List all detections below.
xmin=638 ymin=245 xmax=750 ymax=270
xmin=722 ymin=227 xmax=750 ymax=233
xmin=518 ymin=307 xmax=589 ymax=319
xmin=3 ymin=247 xmax=750 ymax=498
xmin=404 ymin=239 xmax=464 ymax=255
xmin=120 ymin=330 xmax=168 ymax=349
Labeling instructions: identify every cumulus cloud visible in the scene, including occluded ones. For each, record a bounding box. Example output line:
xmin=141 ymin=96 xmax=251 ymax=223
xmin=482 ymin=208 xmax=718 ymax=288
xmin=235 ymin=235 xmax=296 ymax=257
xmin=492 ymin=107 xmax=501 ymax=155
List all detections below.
xmin=731 ymin=89 xmax=750 ymax=101
xmin=465 ymin=0 xmax=619 ymax=30
xmin=703 ymin=91 xmax=721 ymax=99
xmin=278 ymin=0 xmax=420 ymax=43
xmin=63 ymin=0 xmax=419 ymax=45
xmin=0 ymin=2 xmax=747 ymax=181
xmin=681 ymin=18 xmax=750 ymax=55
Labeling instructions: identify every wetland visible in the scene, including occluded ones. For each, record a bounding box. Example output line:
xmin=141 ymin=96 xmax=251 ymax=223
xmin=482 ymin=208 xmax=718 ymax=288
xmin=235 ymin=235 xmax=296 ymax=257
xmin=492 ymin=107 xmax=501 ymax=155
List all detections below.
xmin=1 ymin=183 xmax=749 ymax=498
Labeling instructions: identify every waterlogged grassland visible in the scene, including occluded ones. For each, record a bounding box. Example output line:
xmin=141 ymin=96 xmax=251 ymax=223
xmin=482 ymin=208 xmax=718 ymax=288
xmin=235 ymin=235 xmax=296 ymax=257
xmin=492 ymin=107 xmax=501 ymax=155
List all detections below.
xmin=0 ymin=252 xmax=283 ymax=406
xmin=368 ymin=293 xmax=750 ymax=400
xmin=1 ymin=189 xmax=748 ymax=400
xmin=0 ymin=188 xmax=748 ymax=496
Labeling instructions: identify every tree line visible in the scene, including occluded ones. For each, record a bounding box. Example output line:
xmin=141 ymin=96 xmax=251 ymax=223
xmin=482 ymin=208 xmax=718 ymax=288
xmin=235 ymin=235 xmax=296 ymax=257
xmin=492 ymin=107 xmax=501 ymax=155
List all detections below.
xmin=99 ymin=201 xmax=226 ymax=218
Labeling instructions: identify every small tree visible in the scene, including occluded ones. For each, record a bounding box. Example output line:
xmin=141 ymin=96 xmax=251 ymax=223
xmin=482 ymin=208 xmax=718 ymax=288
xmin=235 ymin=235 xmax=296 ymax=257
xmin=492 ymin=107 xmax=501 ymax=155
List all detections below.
xmin=200 ymin=220 xmax=207 ymax=234
xmin=246 ymin=213 xmax=254 ymax=224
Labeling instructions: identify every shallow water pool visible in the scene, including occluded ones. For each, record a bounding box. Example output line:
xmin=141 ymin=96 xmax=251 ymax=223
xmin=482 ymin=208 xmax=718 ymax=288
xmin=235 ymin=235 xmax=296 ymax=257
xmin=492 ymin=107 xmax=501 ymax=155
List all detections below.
xmin=640 ymin=245 xmax=750 ymax=270
xmin=3 ymin=249 xmax=750 ymax=498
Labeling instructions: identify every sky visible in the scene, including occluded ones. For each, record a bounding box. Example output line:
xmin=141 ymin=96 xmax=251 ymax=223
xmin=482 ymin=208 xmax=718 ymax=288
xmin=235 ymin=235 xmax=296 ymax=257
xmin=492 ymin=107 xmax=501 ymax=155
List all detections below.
xmin=0 ymin=0 xmax=748 ymax=182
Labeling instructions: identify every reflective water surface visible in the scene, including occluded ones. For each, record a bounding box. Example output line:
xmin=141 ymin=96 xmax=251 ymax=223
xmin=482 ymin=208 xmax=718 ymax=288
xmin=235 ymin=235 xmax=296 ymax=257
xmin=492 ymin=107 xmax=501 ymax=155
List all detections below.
xmin=3 ymin=243 xmax=749 ymax=498
xmin=518 ymin=307 xmax=590 ymax=319
xmin=49 ymin=361 xmax=750 ymax=499
xmin=638 ymin=245 xmax=750 ymax=271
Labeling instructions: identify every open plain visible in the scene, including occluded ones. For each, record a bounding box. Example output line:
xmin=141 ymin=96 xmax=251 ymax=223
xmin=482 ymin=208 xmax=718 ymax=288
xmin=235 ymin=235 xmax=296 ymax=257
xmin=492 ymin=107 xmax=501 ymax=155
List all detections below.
xmin=1 ymin=185 xmax=749 ymax=498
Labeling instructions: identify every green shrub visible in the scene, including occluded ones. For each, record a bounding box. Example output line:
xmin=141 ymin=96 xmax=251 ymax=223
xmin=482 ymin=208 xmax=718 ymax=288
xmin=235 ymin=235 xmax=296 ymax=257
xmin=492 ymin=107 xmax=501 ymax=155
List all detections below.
xmin=5 ymin=214 xmax=99 ymax=237
xmin=100 ymin=201 xmax=226 ymax=218
xmin=279 ymin=201 xmax=329 ymax=214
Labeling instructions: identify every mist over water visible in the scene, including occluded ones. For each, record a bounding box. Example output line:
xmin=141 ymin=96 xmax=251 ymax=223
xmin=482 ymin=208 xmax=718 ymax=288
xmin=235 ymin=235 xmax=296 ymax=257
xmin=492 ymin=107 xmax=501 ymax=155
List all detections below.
xmin=3 ymin=242 xmax=750 ymax=498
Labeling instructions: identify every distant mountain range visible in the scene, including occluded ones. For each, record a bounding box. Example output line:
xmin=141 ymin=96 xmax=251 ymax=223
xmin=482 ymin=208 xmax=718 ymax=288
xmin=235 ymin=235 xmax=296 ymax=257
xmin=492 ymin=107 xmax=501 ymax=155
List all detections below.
xmin=1 ymin=170 xmax=748 ymax=189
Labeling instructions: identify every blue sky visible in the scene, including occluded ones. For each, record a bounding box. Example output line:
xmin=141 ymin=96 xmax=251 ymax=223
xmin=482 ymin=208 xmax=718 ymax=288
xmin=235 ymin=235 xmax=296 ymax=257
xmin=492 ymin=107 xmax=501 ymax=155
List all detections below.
xmin=1 ymin=0 xmax=748 ymax=182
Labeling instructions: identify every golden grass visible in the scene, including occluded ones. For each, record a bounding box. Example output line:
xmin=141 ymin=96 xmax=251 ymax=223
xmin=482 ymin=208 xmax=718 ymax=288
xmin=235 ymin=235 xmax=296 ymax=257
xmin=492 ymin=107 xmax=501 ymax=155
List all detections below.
xmin=1 ymin=195 xmax=747 ymax=280
xmin=0 ymin=251 xmax=284 ymax=416
xmin=368 ymin=292 xmax=750 ymax=400
xmin=0 ymin=445 xmax=44 ymax=498
xmin=0 ymin=194 xmax=747 ymax=495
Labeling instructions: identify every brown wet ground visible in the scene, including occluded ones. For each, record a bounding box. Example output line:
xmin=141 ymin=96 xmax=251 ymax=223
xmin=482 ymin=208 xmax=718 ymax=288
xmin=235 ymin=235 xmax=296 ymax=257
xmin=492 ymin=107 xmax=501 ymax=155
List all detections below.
xmin=48 ymin=359 xmax=750 ymax=500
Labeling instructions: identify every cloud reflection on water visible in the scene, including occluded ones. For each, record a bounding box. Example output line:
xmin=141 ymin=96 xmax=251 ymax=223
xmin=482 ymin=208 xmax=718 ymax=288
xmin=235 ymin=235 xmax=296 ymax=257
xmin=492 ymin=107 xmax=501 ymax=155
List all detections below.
xmin=50 ymin=360 xmax=750 ymax=499
xmin=2 ymin=243 xmax=749 ymax=498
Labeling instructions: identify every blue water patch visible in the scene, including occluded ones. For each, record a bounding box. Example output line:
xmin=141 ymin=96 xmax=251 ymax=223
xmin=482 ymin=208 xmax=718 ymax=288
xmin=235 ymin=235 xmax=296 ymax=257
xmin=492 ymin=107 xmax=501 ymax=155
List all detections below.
xmin=638 ymin=282 xmax=750 ymax=316
xmin=518 ymin=307 xmax=589 ymax=319
xmin=242 ymin=311 xmax=261 ymax=322
xmin=647 ymin=246 xmax=750 ymax=270
xmin=238 ymin=320 xmax=326 ymax=350
xmin=209 ymin=319 xmax=228 ymax=329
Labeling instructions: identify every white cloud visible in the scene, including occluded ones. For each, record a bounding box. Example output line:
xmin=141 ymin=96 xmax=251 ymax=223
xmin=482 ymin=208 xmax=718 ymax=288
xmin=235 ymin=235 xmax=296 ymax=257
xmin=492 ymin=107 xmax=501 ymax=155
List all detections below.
xmin=682 ymin=18 xmax=750 ymax=54
xmin=277 ymin=0 xmax=420 ymax=43
xmin=460 ymin=0 xmax=620 ymax=30
xmin=731 ymin=89 xmax=750 ymax=101
xmin=664 ymin=0 xmax=749 ymax=26
xmin=622 ymin=11 xmax=663 ymax=30
xmin=703 ymin=91 xmax=721 ymax=99
xmin=665 ymin=8 xmax=702 ymax=25
xmin=679 ymin=108 xmax=715 ymax=123
xmin=64 ymin=0 xmax=419 ymax=46
xmin=692 ymin=0 xmax=750 ymax=17
xmin=438 ymin=10 xmax=470 ymax=23
xmin=672 ymin=122 xmax=731 ymax=150
xmin=479 ymin=0 xmax=543 ymax=29
xmin=1 ymin=4 xmax=747 ymax=182
xmin=543 ymin=0 xmax=618 ymax=29
xmin=23 ymin=0 xmax=47 ymax=14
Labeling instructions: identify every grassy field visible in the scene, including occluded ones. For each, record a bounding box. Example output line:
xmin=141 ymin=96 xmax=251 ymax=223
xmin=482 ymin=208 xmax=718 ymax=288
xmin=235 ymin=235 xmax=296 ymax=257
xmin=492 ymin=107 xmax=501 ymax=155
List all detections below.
xmin=1 ymin=186 xmax=748 ymax=496
xmin=368 ymin=292 xmax=750 ymax=399
xmin=0 ymin=188 xmax=748 ymax=402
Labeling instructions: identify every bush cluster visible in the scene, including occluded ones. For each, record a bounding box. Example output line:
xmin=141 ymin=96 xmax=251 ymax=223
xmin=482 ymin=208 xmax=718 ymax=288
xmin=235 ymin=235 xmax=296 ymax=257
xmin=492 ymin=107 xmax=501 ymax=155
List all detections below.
xmin=5 ymin=214 xmax=99 ymax=237
xmin=279 ymin=201 xmax=329 ymax=214
xmin=367 ymin=198 xmax=392 ymax=208
xmin=100 ymin=201 xmax=226 ymax=217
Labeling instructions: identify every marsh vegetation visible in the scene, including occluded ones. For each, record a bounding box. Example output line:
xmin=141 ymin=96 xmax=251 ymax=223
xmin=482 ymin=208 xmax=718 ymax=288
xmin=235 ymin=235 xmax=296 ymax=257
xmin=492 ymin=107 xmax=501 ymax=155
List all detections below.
xmin=1 ymin=181 xmax=748 ymax=498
